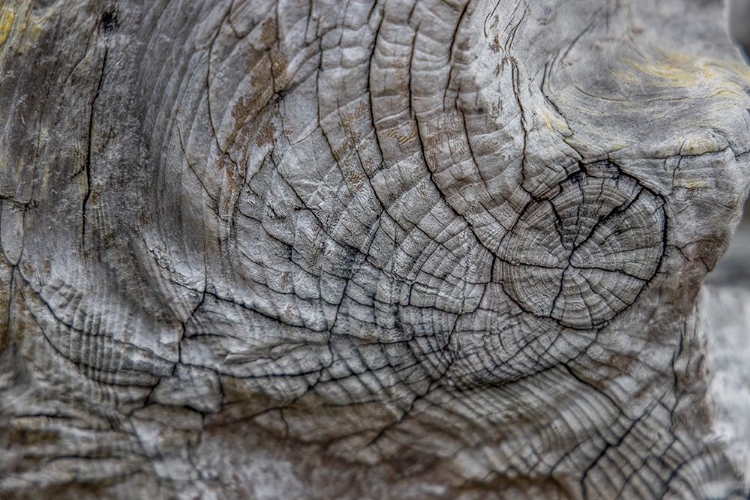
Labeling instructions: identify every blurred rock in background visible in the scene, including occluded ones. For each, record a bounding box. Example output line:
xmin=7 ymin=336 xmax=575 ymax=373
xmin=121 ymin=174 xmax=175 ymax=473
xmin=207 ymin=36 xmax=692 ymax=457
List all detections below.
xmin=707 ymin=0 xmax=750 ymax=286
xmin=730 ymin=0 xmax=750 ymax=59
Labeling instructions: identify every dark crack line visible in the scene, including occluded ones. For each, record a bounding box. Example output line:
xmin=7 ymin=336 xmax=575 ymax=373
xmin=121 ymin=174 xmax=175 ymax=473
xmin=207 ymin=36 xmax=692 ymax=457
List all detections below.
xmin=82 ymin=46 xmax=108 ymax=251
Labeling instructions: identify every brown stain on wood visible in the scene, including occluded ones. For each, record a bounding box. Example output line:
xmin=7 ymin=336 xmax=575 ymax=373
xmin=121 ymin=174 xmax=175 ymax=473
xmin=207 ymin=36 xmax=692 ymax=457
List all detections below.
xmin=256 ymin=122 xmax=276 ymax=148
xmin=259 ymin=17 xmax=276 ymax=48
xmin=5 ymin=426 xmax=60 ymax=446
xmin=384 ymin=123 xmax=417 ymax=145
xmin=229 ymin=50 xmax=275 ymax=127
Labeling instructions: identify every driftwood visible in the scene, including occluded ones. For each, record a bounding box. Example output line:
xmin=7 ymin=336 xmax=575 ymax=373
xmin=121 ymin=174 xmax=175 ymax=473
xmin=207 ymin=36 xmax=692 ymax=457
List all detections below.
xmin=1 ymin=0 xmax=749 ymax=498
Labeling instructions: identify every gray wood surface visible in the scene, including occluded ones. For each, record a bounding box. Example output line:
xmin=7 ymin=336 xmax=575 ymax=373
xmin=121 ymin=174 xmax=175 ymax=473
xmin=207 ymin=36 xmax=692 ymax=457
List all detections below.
xmin=1 ymin=0 xmax=749 ymax=498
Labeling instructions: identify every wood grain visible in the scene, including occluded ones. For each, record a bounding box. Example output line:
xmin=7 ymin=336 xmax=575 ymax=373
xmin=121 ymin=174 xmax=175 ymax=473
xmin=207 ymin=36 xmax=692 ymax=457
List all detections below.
xmin=1 ymin=0 xmax=749 ymax=498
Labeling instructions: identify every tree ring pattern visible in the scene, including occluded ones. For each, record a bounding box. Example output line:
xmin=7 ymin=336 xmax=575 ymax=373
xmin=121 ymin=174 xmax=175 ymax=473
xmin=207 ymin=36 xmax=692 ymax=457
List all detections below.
xmin=500 ymin=171 xmax=665 ymax=329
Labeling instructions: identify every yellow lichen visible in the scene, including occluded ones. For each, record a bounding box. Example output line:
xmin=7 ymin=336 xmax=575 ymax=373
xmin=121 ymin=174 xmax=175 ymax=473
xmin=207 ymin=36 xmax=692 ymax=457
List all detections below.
xmin=0 ymin=7 xmax=15 ymax=45
xmin=674 ymin=179 xmax=710 ymax=189
xmin=537 ymin=105 xmax=571 ymax=135
xmin=626 ymin=51 xmax=750 ymax=92
xmin=681 ymin=134 xmax=719 ymax=156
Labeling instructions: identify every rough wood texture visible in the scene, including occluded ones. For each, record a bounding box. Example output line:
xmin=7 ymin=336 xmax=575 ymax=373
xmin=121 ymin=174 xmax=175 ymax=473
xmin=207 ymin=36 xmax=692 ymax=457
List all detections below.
xmin=1 ymin=0 xmax=749 ymax=498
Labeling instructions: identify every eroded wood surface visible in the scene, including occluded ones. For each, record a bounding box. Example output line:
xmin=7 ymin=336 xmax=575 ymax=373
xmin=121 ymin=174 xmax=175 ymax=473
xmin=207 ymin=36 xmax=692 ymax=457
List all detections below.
xmin=1 ymin=0 xmax=750 ymax=498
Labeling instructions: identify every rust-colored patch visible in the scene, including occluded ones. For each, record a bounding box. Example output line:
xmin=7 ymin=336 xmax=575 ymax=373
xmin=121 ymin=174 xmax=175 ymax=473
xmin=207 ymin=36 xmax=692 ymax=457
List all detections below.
xmin=224 ymin=161 xmax=241 ymax=193
xmin=256 ymin=121 xmax=276 ymax=148
xmin=680 ymin=236 xmax=727 ymax=273
xmin=259 ymin=17 xmax=277 ymax=48
xmin=21 ymin=261 xmax=32 ymax=276
xmin=216 ymin=378 xmax=282 ymax=416
xmin=138 ymin=210 xmax=151 ymax=226
xmin=231 ymin=86 xmax=271 ymax=126
xmin=230 ymin=51 xmax=274 ymax=125
xmin=608 ymin=352 xmax=636 ymax=374
xmin=6 ymin=426 xmax=60 ymax=446
xmin=102 ymin=231 xmax=116 ymax=247
xmin=225 ymin=52 xmax=277 ymax=161
xmin=384 ymin=123 xmax=417 ymax=145
xmin=456 ymin=473 xmax=571 ymax=499
xmin=269 ymin=47 xmax=289 ymax=92
xmin=331 ymin=135 xmax=354 ymax=163
xmin=340 ymin=100 xmax=367 ymax=126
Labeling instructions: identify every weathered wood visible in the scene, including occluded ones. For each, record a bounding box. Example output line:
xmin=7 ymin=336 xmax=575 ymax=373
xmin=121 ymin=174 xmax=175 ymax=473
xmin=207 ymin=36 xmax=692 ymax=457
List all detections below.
xmin=1 ymin=0 xmax=749 ymax=498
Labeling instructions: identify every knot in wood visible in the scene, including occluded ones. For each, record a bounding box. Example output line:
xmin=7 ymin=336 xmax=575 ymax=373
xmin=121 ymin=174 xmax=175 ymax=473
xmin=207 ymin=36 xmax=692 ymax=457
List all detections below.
xmin=500 ymin=171 xmax=666 ymax=329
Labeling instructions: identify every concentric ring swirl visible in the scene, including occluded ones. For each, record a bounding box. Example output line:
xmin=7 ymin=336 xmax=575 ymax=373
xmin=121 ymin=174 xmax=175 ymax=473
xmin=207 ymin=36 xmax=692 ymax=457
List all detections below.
xmin=500 ymin=171 xmax=665 ymax=329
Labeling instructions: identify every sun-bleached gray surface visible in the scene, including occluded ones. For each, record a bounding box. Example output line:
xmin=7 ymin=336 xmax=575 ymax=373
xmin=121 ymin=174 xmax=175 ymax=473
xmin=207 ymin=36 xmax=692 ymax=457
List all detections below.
xmin=1 ymin=0 xmax=750 ymax=498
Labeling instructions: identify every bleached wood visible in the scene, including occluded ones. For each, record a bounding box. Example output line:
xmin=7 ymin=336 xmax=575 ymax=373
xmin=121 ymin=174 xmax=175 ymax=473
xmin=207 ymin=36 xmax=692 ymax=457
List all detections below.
xmin=1 ymin=0 xmax=749 ymax=498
